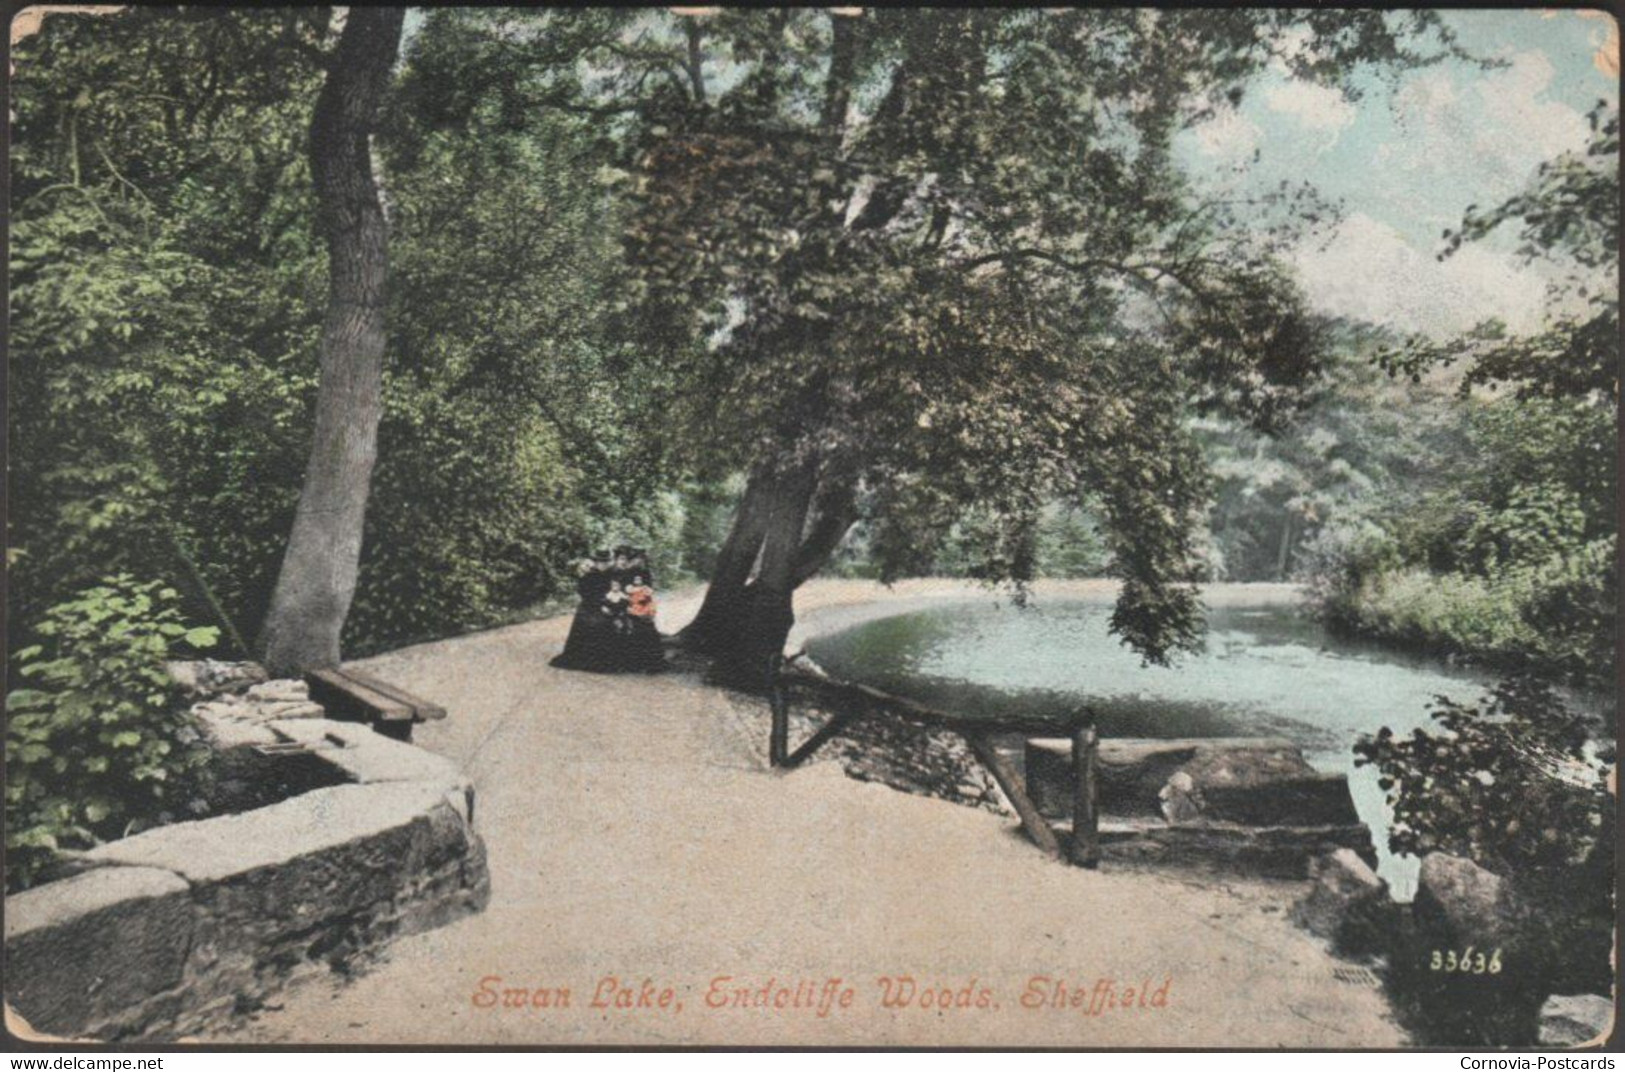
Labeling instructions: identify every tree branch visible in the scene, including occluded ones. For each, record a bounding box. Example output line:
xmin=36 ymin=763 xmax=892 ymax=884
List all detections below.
xmin=820 ymin=13 xmax=856 ymax=134
xmin=684 ymin=20 xmax=707 ymax=102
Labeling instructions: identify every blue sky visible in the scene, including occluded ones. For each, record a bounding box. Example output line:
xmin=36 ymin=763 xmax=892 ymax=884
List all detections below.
xmin=1176 ymin=9 xmax=1619 ymax=336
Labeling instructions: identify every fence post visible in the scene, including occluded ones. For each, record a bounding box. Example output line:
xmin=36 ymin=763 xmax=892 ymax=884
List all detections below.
xmin=1070 ymin=713 xmax=1100 ymax=868
xmin=768 ymin=653 xmax=788 ymax=767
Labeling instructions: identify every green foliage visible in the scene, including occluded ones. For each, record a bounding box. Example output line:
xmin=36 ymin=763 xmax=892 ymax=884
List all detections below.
xmin=6 ymin=577 xmax=217 ymax=890
xmin=1304 ymin=394 xmax=1615 ymax=682
xmin=8 ymin=8 xmax=328 ymax=648
xmin=1353 ymin=678 xmax=1610 ymax=876
xmin=672 ymin=476 xmax=746 ymax=583
xmin=9 ymin=9 xmax=682 ymax=661
xmin=603 ymin=8 xmax=1465 ymax=662
xmin=1201 ymin=320 xmax=1463 ymax=582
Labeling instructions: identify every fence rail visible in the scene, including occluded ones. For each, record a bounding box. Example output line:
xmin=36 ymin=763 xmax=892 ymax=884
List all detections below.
xmin=770 ymin=657 xmax=1100 ymax=868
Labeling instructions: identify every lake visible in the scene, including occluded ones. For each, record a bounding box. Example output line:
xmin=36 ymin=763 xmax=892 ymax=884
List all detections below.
xmin=802 ymin=594 xmax=1550 ymax=898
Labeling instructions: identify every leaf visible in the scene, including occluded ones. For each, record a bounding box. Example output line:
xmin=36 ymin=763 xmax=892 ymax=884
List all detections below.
xmin=182 ymin=627 xmax=219 ymax=649
xmin=5 ymin=689 xmax=51 ymax=710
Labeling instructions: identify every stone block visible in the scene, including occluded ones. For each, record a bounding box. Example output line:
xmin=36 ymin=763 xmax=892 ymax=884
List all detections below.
xmin=1196 ymin=771 xmax=1360 ymax=827
xmin=84 ymin=781 xmax=454 ymax=887
xmin=4 ymin=867 xmax=195 ymax=1038
xmin=255 ymin=701 xmax=326 ymax=720
xmin=270 ymin=719 xmax=465 ymax=789
xmin=1027 ymin=736 xmax=1358 ymax=825
xmin=13 ymin=721 xmax=490 ymax=1041
xmin=246 ymin=679 xmax=310 ymax=704
xmin=199 ymin=718 xmax=279 ymax=751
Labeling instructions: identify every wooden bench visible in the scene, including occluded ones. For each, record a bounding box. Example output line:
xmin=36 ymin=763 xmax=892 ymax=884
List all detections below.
xmin=304 ymin=666 xmax=447 ymax=742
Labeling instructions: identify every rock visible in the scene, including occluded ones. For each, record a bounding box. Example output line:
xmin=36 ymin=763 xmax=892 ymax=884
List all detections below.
xmin=1414 ymin=853 xmax=1517 ymax=944
xmin=5 ymin=867 xmax=197 ymax=1038
xmin=166 ymin=660 xmax=267 ymax=700
xmin=1174 ymin=748 xmax=1359 ymax=826
xmin=1158 ymin=770 xmax=1205 ymax=822
xmin=1539 ymin=993 xmax=1615 ymax=1048
xmin=245 ymin=679 xmax=309 ymax=704
xmin=1291 ymin=848 xmax=1390 ymax=953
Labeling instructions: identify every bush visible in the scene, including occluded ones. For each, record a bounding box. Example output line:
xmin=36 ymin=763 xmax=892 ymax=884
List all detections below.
xmin=5 ymin=576 xmax=217 ymax=890
xmin=1353 ymin=677 xmax=1611 ymax=876
xmin=1296 ymin=514 xmax=1400 ymax=624
xmin=1309 ymin=539 xmax=1616 ymax=680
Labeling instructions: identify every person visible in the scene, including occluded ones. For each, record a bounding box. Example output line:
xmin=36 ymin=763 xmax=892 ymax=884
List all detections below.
xmin=621 ymin=547 xmax=665 ymax=673
xmin=550 ymin=550 xmax=619 ymax=672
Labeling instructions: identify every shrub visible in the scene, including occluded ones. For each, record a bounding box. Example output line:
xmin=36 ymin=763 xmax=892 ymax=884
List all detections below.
xmin=5 ymin=576 xmax=217 ymax=890
xmin=1311 ymin=539 xmax=1616 ymax=681
xmin=1353 ymin=677 xmax=1611 ymax=876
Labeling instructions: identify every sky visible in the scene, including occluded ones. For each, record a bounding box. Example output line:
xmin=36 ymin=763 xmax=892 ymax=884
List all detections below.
xmin=1176 ymin=9 xmax=1620 ymax=338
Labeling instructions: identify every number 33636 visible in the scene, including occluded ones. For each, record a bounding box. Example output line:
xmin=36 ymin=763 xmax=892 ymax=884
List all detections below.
xmin=1430 ymin=948 xmax=1502 ymax=974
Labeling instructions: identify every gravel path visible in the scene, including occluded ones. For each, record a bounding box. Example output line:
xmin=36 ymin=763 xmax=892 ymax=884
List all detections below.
xmin=216 ymin=579 xmax=1405 ymax=1047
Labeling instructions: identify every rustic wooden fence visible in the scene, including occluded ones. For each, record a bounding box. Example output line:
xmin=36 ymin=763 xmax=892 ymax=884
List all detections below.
xmin=768 ymin=655 xmax=1101 ymax=868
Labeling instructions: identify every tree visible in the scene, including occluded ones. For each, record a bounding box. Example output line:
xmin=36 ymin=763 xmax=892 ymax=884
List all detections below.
xmin=9 ymin=9 xmax=676 ymax=665
xmin=1200 ymin=320 xmax=1465 ymax=582
xmin=343 ymin=9 xmax=685 ymax=651
xmin=8 ymin=8 xmax=330 ymax=652
xmin=1348 ymin=102 xmax=1620 ymax=680
xmin=574 ymin=9 xmax=1468 ymax=682
xmin=259 ymin=8 xmax=406 ymax=675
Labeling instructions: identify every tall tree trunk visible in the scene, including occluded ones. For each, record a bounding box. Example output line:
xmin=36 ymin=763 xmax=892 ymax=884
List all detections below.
xmin=677 ymin=464 xmax=776 ymax=655
xmin=792 ymin=479 xmax=857 ymax=587
xmin=1275 ymin=512 xmax=1296 ymax=581
xmin=714 ymin=460 xmax=820 ymax=689
xmin=259 ymin=8 xmax=404 ymax=676
xmin=683 ymin=456 xmax=858 ymax=689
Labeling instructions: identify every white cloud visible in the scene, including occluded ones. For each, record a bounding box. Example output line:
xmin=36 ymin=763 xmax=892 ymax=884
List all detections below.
xmin=1294 ymin=213 xmax=1555 ymax=336
xmin=1392 ymin=51 xmax=1589 ymax=195
xmin=1191 ymin=106 xmax=1263 ymax=162
xmin=1262 ymin=78 xmax=1356 ymax=140
xmin=1475 ymin=50 xmax=1591 ymax=165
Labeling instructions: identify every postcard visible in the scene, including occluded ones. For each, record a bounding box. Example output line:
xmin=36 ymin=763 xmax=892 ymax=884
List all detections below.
xmin=4 ymin=4 xmax=1618 ymax=1050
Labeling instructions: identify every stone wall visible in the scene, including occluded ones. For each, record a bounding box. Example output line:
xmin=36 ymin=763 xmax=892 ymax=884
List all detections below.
xmin=5 ymin=706 xmax=489 ymax=1041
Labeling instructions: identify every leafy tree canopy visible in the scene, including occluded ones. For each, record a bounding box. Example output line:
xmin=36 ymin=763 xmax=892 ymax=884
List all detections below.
xmin=565 ymin=8 xmax=1474 ymax=661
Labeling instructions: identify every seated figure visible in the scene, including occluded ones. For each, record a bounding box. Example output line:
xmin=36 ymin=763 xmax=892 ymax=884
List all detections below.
xmin=551 ymin=546 xmax=666 ymax=674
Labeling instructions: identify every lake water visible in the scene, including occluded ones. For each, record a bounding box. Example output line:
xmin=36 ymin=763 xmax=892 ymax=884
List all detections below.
xmin=803 ymin=597 xmax=1555 ymax=899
